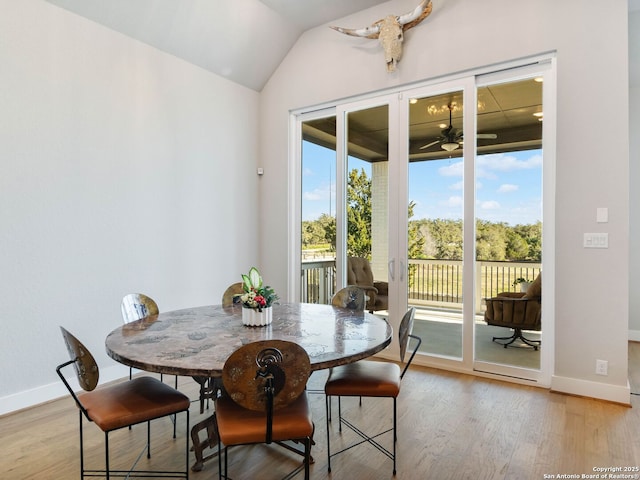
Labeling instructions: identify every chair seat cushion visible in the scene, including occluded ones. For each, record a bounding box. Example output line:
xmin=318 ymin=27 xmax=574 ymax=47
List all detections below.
xmin=78 ymin=376 xmax=190 ymax=432
xmin=215 ymin=392 xmax=313 ymax=446
xmin=325 ymin=360 xmax=401 ymax=398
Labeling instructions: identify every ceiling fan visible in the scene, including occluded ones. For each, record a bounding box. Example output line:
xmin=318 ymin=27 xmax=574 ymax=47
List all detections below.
xmin=419 ymin=104 xmax=497 ymax=151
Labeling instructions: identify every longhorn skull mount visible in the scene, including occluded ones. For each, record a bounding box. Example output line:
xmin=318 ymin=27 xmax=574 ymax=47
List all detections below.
xmin=330 ymin=0 xmax=433 ymax=73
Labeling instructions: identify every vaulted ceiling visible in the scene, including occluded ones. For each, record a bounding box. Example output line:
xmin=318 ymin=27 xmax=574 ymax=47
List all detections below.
xmin=45 ymin=0 xmax=390 ymax=91
xmin=44 ymin=0 xmax=638 ymax=163
xmin=45 ymin=0 xmax=640 ymax=92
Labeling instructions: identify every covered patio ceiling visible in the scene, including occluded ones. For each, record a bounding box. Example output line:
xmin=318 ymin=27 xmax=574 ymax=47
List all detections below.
xmin=302 ymin=77 xmax=543 ymax=163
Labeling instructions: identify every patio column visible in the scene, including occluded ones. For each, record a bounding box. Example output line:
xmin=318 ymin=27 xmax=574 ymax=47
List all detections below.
xmin=371 ymin=161 xmax=389 ymax=282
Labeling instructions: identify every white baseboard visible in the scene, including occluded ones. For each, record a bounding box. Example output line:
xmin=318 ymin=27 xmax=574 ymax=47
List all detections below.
xmin=629 ymin=329 xmax=640 ymax=342
xmin=0 ymin=365 xmax=130 ymax=417
xmin=550 ymin=375 xmax=631 ymax=405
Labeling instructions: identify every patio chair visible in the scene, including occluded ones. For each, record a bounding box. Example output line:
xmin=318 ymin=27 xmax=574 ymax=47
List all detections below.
xmin=484 ymin=273 xmax=542 ymax=350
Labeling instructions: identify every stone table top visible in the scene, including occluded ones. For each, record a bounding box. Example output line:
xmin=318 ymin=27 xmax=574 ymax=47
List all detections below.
xmin=105 ymin=302 xmax=393 ymax=377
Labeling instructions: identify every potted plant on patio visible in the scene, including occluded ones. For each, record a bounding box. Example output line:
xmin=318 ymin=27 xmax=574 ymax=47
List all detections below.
xmin=512 ymin=277 xmax=532 ymax=293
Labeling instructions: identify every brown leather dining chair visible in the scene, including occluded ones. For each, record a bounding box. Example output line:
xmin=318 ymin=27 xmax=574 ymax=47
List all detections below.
xmin=331 ymin=285 xmax=367 ymax=311
xmin=213 ymin=340 xmax=314 ymax=479
xmin=191 ymin=281 xmax=246 ymax=472
xmin=56 ymin=327 xmax=190 ymax=480
xmin=221 ymin=281 xmax=244 ymax=307
xmin=120 ymin=293 xmax=166 ymax=385
xmin=121 ymin=293 xmax=179 ymax=437
xmin=324 ymin=307 xmax=421 ymax=475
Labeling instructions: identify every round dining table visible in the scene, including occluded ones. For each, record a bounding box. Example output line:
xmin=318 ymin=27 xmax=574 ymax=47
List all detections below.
xmin=105 ymin=302 xmax=393 ymax=378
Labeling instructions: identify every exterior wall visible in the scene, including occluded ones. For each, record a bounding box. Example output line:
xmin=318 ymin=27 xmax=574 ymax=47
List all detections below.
xmin=260 ymin=0 xmax=630 ymax=402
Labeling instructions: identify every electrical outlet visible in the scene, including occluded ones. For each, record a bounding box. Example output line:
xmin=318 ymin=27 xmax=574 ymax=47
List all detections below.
xmin=596 ymin=359 xmax=608 ymax=376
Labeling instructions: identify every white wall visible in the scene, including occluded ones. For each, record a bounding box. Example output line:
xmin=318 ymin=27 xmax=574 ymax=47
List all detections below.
xmin=629 ymin=11 xmax=640 ymax=338
xmin=260 ymin=0 xmax=630 ymax=402
xmin=0 ymin=0 xmax=259 ymax=414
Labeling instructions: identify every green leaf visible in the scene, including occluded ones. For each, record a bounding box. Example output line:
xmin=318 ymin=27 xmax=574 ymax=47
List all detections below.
xmin=241 ymin=274 xmax=252 ymax=292
xmin=248 ymin=267 xmax=262 ymax=289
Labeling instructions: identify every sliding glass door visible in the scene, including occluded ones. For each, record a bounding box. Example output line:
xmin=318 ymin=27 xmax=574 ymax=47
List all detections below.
xmin=473 ymin=66 xmax=548 ymax=380
xmin=406 ymin=87 xmax=467 ymax=360
xmin=294 ymin=57 xmax=554 ymax=384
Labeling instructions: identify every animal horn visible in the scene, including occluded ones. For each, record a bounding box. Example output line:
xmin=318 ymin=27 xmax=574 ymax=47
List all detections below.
xmin=330 ymin=24 xmax=381 ymax=40
xmin=398 ymin=0 xmax=433 ymax=30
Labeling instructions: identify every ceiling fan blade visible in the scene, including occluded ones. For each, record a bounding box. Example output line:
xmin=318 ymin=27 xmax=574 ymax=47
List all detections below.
xmin=477 ymin=133 xmax=497 ymax=139
xmin=419 ymin=140 xmax=441 ymax=150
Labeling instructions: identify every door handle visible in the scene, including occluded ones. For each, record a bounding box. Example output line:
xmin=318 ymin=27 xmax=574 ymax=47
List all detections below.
xmin=388 ymin=259 xmax=395 ymax=281
xmin=400 ymin=261 xmax=405 ymax=282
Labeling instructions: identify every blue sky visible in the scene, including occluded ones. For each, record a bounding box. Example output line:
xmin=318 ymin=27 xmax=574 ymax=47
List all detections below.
xmin=302 ymin=141 xmax=542 ymax=226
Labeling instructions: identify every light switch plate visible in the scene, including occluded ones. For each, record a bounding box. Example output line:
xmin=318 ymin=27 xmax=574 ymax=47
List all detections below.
xmin=596 ymin=207 xmax=608 ymax=223
xmin=583 ymin=233 xmax=608 ymax=248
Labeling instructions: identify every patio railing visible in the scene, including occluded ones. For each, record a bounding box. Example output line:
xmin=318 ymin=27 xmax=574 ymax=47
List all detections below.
xmin=301 ymin=258 xmax=541 ymax=313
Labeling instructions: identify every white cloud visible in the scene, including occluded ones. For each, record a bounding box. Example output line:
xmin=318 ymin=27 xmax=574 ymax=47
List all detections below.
xmin=478 ymin=153 xmax=542 ymax=172
xmin=450 ymin=181 xmax=463 ymax=190
xmin=302 ymin=183 xmax=333 ymax=201
xmin=480 ymin=200 xmax=501 ymax=210
xmin=440 ymin=196 xmax=463 ymax=208
xmin=498 ymin=184 xmax=519 ymax=193
xmin=438 ymin=161 xmax=463 ymax=177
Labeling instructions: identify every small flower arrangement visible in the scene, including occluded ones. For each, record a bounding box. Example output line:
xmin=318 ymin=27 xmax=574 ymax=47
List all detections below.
xmin=238 ymin=267 xmax=279 ymax=312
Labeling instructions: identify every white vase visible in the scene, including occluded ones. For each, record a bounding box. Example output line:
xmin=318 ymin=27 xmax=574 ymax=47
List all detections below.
xmin=520 ymin=282 xmax=532 ymax=293
xmin=242 ymin=306 xmax=273 ymax=327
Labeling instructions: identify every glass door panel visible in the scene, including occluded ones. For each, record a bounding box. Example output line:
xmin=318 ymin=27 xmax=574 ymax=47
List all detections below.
xmin=300 ymin=115 xmax=337 ymax=304
xmin=407 ymin=91 xmax=465 ymax=359
xmin=344 ymin=104 xmax=390 ymax=316
xmin=474 ymin=76 xmax=543 ymax=373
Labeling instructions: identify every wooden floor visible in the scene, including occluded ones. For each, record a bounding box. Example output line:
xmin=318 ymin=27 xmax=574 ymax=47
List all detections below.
xmin=4 ymin=344 xmax=640 ymax=480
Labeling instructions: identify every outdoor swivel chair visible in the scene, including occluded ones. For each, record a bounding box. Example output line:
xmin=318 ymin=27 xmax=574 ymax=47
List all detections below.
xmin=484 ymin=273 xmax=542 ymax=350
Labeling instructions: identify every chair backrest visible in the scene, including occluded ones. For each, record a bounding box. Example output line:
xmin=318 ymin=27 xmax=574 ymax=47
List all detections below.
xmin=221 ymin=282 xmax=244 ymax=307
xmin=346 ymin=257 xmax=375 ymax=287
xmin=223 ymin=340 xmax=310 ymax=411
xmin=331 ymin=286 xmax=367 ymax=310
xmin=121 ymin=293 xmax=159 ymax=323
xmin=398 ymin=307 xmax=421 ymax=378
xmin=222 ymin=340 xmax=310 ymax=442
xmin=59 ymin=326 xmax=99 ymax=391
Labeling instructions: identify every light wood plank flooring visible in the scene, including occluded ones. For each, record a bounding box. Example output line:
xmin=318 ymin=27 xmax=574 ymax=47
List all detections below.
xmin=4 ymin=344 xmax=640 ymax=479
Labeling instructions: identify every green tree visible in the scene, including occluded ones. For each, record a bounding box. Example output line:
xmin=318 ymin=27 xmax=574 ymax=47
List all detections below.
xmin=430 ymin=218 xmax=463 ymax=260
xmin=505 ymin=230 xmax=529 ymax=260
xmin=513 ymin=222 xmax=542 ymax=261
xmin=346 ymin=168 xmax=372 ymax=258
xmin=407 ymin=201 xmax=425 ymax=260
xmin=318 ymin=213 xmax=336 ymax=251
xmin=476 ymin=220 xmax=507 ymax=261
